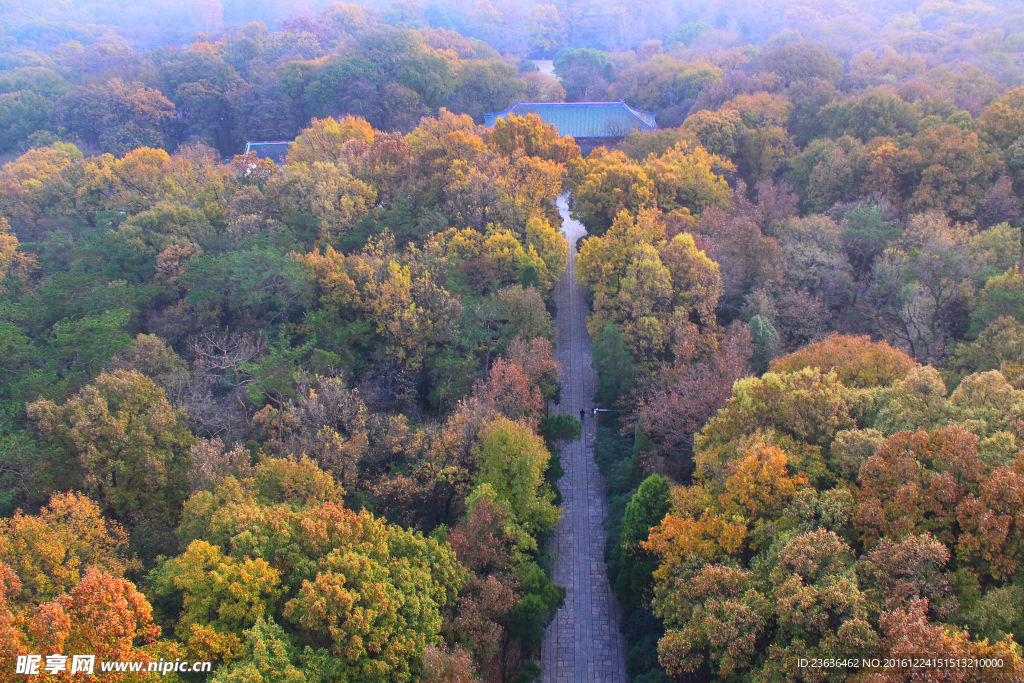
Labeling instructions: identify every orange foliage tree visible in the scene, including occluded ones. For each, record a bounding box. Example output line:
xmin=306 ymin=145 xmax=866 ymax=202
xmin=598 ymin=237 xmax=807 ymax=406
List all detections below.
xmin=770 ymin=335 xmax=916 ymax=388
xmin=0 ymin=493 xmax=167 ymax=680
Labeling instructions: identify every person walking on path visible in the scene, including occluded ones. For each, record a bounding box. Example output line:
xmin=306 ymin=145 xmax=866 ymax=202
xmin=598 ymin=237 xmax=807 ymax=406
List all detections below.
xmin=579 ymin=408 xmax=585 ymax=424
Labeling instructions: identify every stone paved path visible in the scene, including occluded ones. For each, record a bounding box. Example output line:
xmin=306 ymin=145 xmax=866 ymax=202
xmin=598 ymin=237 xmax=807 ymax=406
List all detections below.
xmin=541 ymin=196 xmax=629 ymax=683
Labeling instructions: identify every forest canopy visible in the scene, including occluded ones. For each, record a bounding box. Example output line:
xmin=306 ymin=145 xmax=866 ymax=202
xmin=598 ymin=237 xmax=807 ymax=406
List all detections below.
xmin=2 ymin=1 xmax=1024 ymax=682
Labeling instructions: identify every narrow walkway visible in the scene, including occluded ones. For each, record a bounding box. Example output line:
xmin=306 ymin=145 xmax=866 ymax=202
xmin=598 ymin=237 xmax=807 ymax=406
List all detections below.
xmin=542 ymin=196 xmax=629 ymax=683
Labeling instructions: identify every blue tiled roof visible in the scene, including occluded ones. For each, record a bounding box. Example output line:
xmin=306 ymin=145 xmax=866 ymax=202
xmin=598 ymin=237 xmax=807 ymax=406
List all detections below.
xmin=483 ymin=101 xmax=657 ymax=138
xmin=244 ymin=141 xmax=293 ymax=164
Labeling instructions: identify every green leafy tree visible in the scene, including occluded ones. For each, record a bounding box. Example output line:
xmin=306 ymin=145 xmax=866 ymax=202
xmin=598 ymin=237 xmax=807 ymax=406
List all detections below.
xmin=210 ymin=619 xmax=305 ymax=683
xmin=183 ymin=248 xmax=310 ymax=331
xmin=27 ymin=370 xmax=196 ymax=558
xmin=52 ymin=78 xmax=175 ymax=154
xmin=820 ymin=89 xmax=920 ymax=142
xmin=973 ymin=267 xmax=1024 ymax=334
xmin=615 ymin=474 xmax=671 ymax=612
xmin=0 ymin=90 xmax=49 ymax=154
xmin=473 ymin=418 xmax=560 ymax=539
xmin=305 ymin=27 xmax=456 ymax=131
xmin=949 ymin=316 xmax=1024 ymax=387
xmin=13 ymin=308 xmax=133 ymax=404
xmin=554 ymin=48 xmax=613 ymax=101
xmin=150 ymin=540 xmax=281 ymax=663
xmin=447 ymin=60 xmax=526 ymax=121
xmin=861 ymin=212 xmax=977 ymax=363
xmin=591 ymin=325 xmax=637 ymax=408
xmin=758 ymin=42 xmax=844 ymax=86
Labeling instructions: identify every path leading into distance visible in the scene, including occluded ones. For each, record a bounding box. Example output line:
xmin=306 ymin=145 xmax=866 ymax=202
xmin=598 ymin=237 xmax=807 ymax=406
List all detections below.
xmin=541 ymin=196 xmax=629 ymax=683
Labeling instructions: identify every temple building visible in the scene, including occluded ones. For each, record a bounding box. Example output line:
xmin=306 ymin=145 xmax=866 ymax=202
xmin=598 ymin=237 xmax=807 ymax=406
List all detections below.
xmin=483 ymin=100 xmax=657 ymax=151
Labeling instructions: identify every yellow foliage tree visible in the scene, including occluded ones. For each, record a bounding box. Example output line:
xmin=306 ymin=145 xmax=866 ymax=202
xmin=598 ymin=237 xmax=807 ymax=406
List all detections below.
xmin=286 ymin=115 xmax=375 ymax=166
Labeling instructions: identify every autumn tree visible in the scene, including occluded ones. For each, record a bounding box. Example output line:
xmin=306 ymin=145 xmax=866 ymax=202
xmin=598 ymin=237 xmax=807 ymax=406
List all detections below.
xmin=14 ymin=569 xmax=166 ymax=680
xmin=473 ymin=418 xmax=560 ymax=540
xmin=172 ymin=456 xmax=463 ymax=683
xmin=613 ymin=58 xmax=722 ymax=114
xmin=635 ymin=321 xmax=752 ymax=464
xmin=683 ymin=109 xmax=744 ymax=160
xmin=689 ymin=183 xmax=783 ymax=315
xmin=865 ymin=125 xmax=1004 ymax=222
xmin=485 ymin=113 xmax=580 ymax=165
xmin=570 ymin=149 xmax=655 ymax=236
xmin=855 ymin=426 xmax=987 ymax=549
xmin=422 ymin=644 xmax=482 ymax=683
xmin=694 ymin=366 xmax=863 ymax=487
xmin=643 ymin=446 xmax=811 ymax=679
xmin=286 ymin=115 xmax=375 ymax=166
xmin=264 ymin=159 xmax=376 ymax=244
xmin=870 ymin=600 xmax=1022 ymax=683
xmin=644 ymin=141 xmax=732 ymax=219
xmin=646 ymin=439 xmax=810 ymax=574
xmin=659 ymin=232 xmax=723 ymax=326
xmin=858 ymin=534 xmax=956 ymax=618
xmin=187 ymin=438 xmax=253 ymax=494
xmin=0 ymin=494 xmax=165 ymax=679
xmin=769 ymin=213 xmax=853 ymax=313
xmin=758 ymin=530 xmax=876 ymax=680
xmin=254 ymin=375 xmax=368 ymax=488
xmin=717 ymin=92 xmax=797 ymax=180
xmin=353 ymin=247 xmax=464 ymax=406
xmin=0 ymin=216 xmax=36 ymax=297
xmin=149 ymin=540 xmax=281 ymax=663
xmin=908 ymin=124 xmax=1003 ymax=222
xmin=577 ymin=209 xmax=664 ymax=300
xmin=27 ymin=370 xmax=196 ymax=559
xmin=448 ymin=490 xmax=537 ymax=681
xmin=770 ymin=336 xmax=916 ymax=389
xmin=0 ymin=492 xmax=132 ymax=602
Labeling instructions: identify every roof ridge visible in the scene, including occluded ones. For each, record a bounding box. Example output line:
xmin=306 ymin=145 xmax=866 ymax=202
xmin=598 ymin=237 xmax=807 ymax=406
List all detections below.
xmin=619 ymin=104 xmax=657 ymax=128
xmin=619 ymin=100 xmax=657 ymax=116
xmin=245 ymin=140 xmax=296 ymax=148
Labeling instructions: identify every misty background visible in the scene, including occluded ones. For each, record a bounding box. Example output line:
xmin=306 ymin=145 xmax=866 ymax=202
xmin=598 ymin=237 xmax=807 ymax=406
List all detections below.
xmin=2 ymin=0 xmax=1024 ymax=157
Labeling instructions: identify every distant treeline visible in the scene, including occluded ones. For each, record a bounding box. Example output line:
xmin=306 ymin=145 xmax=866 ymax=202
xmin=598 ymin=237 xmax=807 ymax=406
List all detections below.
xmin=3 ymin=0 xmax=1024 ymax=159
